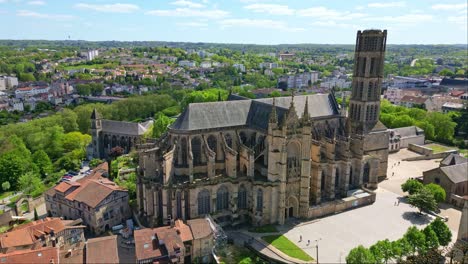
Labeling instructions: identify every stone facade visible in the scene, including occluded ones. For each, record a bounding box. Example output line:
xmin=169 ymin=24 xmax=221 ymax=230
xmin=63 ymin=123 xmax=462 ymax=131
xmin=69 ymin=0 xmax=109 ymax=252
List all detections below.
xmin=90 ymin=108 xmax=153 ymax=159
xmin=136 ymin=30 xmax=389 ymax=227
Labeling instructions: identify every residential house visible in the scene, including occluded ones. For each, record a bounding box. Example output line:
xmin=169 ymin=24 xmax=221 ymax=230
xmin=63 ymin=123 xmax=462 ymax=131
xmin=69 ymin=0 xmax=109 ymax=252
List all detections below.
xmin=233 ymin=64 xmax=246 ymax=73
xmin=86 ymin=235 xmax=120 ymax=264
xmin=0 ymin=217 xmax=85 ymax=252
xmin=442 ymin=102 xmax=466 ymax=113
xmin=187 ymin=219 xmax=214 ymax=262
xmin=0 ymin=76 xmax=18 ymax=91
xmin=178 ymin=61 xmax=196 ymax=68
xmin=399 ymin=95 xmax=428 ymax=108
xmin=0 ymin=247 xmax=59 ymax=264
xmin=200 ymin=61 xmax=212 ymax=69
xmin=279 ymin=52 xmax=295 ymax=61
xmin=259 ymin=62 xmax=279 ymax=69
xmin=134 ymin=219 xmax=214 ymax=264
xmin=45 ymin=163 xmax=131 ymax=235
xmin=391 ymin=76 xmax=432 ymax=89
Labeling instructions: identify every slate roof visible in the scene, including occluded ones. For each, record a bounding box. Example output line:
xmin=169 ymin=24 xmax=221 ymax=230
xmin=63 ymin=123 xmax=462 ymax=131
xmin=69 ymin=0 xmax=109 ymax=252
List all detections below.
xmin=393 ymin=126 xmax=423 ymax=138
xmin=101 ymin=119 xmax=153 ymax=135
xmin=440 ymin=163 xmax=468 ymax=184
xmin=441 ymin=154 xmax=468 ymax=167
xmin=170 ymin=94 xmax=339 ymax=131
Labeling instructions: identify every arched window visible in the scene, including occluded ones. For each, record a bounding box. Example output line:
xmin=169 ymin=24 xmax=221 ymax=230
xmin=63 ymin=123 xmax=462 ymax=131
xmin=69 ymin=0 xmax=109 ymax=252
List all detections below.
xmin=256 ymin=189 xmax=263 ymax=212
xmin=349 ymin=166 xmax=353 ymax=187
xmin=335 ymin=168 xmax=340 ymax=189
xmin=181 ymin=138 xmax=187 ymax=166
xmin=176 ymin=192 xmax=182 ymax=219
xmin=207 ymin=135 xmax=217 ymax=153
xmin=242 ymin=164 xmax=248 ymax=176
xmin=287 ymin=142 xmax=301 ymax=179
xmin=363 ymin=163 xmax=370 ymax=184
xmin=216 ymin=186 xmax=229 ymax=211
xmin=321 ymin=171 xmax=326 ymax=192
xmin=237 ymin=185 xmax=247 ymax=209
xmin=224 ymin=133 xmax=233 ymax=148
xmin=191 ymin=137 xmax=202 ymax=165
xmin=197 ymin=189 xmax=210 ymax=215
xmin=239 ymin=132 xmax=247 ymax=145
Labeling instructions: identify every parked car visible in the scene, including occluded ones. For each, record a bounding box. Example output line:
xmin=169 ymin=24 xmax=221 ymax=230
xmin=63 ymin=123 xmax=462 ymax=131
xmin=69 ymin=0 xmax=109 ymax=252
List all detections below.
xmin=68 ymin=171 xmax=78 ymax=176
xmin=63 ymin=176 xmax=72 ymax=179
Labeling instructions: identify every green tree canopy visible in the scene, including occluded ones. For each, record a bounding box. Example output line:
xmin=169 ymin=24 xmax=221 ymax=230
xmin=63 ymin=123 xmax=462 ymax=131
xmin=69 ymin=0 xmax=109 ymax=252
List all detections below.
xmin=429 ymin=218 xmax=452 ymax=246
xmin=32 ymin=150 xmax=53 ymax=177
xmin=401 ymin=179 xmax=423 ymax=195
xmin=404 ymin=226 xmax=426 ymax=256
xmin=408 ymin=187 xmax=437 ymax=213
xmin=346 ymin=245 xmax=376 ymax=264
xmin=425 ymin=183 xmax=446 ymax=203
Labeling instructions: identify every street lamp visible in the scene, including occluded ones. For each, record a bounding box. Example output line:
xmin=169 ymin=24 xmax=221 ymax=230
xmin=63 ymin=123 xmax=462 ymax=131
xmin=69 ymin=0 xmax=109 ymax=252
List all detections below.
xmin=315 ymin=238 xmax=322 ymax=264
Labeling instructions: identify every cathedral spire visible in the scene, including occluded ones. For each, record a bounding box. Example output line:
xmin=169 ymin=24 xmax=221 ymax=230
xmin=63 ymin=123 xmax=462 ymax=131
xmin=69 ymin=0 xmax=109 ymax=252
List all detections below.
xmin=269 ymin=97 xmax=278 ymax=124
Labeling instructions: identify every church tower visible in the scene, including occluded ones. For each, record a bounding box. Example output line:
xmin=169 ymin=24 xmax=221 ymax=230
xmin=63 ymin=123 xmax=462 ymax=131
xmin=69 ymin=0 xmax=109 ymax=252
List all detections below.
xmin=349 ymin=30 xmax=387 ymax=134
xmin=91 ymin=108 xmax=102 ymax=158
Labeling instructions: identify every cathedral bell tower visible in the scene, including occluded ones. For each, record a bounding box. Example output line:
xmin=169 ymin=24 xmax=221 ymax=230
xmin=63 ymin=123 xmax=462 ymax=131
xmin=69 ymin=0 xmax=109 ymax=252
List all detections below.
xmin=91 ymin=108 xmax=102 ymax=158
xmin=349 ymin=30 xmax=387 ymax=134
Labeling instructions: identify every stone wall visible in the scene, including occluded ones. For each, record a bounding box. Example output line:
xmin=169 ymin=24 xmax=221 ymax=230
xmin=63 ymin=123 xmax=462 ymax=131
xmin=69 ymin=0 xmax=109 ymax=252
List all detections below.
xmin=408 ymin=143 xmax=433 ymax=155
xmin=308 ymin=190 xmax=376 ymax=219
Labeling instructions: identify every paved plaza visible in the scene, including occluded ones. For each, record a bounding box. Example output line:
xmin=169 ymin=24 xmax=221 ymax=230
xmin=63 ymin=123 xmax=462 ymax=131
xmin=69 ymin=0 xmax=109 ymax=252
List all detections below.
xmin=280 ymin=149 xmax=462 ymax=263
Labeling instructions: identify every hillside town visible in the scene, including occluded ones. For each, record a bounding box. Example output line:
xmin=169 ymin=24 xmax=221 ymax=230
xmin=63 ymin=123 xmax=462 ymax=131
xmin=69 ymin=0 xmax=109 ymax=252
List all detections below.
xmin=0 ymin=0 xmax=468 ymax=261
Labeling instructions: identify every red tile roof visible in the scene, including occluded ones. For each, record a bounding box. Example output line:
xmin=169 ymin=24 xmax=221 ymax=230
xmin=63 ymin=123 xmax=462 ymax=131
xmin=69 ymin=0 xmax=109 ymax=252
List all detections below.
xmin=0 ymin=247 xmax=59 ymax=264
xmin=187 ymin=218 xmax=213 ymax=240
xmin=134 ymin=224 xmax=187 ymax=261
xmin=400 ymin=95 xmax=428 ymax=104
xmin=86 ymin=235 xmax=120 ymax=264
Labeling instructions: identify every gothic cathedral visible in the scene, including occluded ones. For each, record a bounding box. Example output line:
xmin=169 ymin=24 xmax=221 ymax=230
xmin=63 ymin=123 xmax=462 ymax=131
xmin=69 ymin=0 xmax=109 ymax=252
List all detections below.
xmin=135 ymin=30 xmax=389 ymax=227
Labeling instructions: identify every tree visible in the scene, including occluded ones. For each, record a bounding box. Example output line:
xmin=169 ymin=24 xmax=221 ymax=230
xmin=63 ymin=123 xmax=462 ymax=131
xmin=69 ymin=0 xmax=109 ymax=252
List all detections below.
xmin=108 ymin=146 xmax=124 ymax=179
xmin=425 ymin=183 xmax=446 ymax=203
xmin=1 ymin=181 xmax=10 ymax=192
xmin=34 ymin=208 xmax=38 ymax=220
xmin=408 ymin=187 xmax=437 ymax=213
xmin=439 ymin=69 xmax=454 ymax=77
xmin=401 ymin=179 xmax=423 ymax=195
xmin=18 ymin=172 xmax=46 ymax=197
xmin=89 ymin=158 xmax=104 ymax=168
xmin=429 ymin=218 xmax=452 ymax=246
xmin=32 ymin=150 xmax=53 ymax=178
xmin=370 ymin=239 xmax=394 ymax=264
xmin=404 ymin=226 xmax=426 ymax=256
xmin=422 ymin=225 xmax=439 ymax=251
xmin=393 ymin=238 xmax=412 ymax=262
xmin=153 ymin=112 xmax=174 ymax=138
xmin=346 ymin=245 xmax=376 ymax=264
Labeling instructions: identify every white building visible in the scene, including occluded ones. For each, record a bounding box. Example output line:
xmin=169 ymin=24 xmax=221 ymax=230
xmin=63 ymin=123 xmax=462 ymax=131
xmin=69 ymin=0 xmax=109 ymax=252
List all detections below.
xmin=281 ymin=72 xmax=320 ymax=89
xmin=259 ymin=62 xmax=279 ymax=69
xmin=0 ymin=76 xmax=19 ymax=91
xmin=200 ymin=61 xmax=212 ymax=69
xmin=15 ymin=86 xmax=50 ymax=99
xmin=233 ymin=63 xmax=246 ymax=73
xmin=178 ymin=60 xmax=197 ymax=68
xmin=81 ymin=49 xmax=99 ymax=61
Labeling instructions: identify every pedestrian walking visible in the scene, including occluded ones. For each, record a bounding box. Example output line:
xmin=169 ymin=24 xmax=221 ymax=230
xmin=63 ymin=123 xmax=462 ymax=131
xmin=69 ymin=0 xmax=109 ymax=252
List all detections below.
xmin=299 ymin=235 xmax=302 ymax=242
xmin=398 ymin=200 xmax=400 ymax=206
xmin=307 ymin=239 xmax=310 ymax=245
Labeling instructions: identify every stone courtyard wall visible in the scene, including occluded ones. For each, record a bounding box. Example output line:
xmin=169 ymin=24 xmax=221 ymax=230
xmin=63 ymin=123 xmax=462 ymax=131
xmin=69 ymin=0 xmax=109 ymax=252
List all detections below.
xmin=307 ymin=191 xmax=376 ymax=219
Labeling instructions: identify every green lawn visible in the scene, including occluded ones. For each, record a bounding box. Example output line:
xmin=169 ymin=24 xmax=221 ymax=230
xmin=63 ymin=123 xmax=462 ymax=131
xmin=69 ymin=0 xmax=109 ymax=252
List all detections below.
xmin=425 ymin=144 xmax=455 ymax=153
xmin=248 ymin=224 xmax=278 ymax=233
xmin=0 ymin=191 xmax=13 ymax=201
xmin=218 ymin=244 xmax=264 ymax=264
xmin=262 ymin=235 xmax=314 ymax=262
xmin=459 ymin=149 xmax=468 ymax=157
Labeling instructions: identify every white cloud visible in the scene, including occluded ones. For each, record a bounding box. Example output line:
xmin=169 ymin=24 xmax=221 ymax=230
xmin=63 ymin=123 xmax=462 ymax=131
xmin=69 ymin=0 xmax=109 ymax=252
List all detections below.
xmin=244 ymin=4 xmax=294 ymax=15
xmin=177 ymin=21 xmax=208 ymax=27
xmin=74 ymin=3 xmax=139 ymax=13
xmin=27 ymin=1 xmax=45 ymax=5
xmin=368 ymin=2 xmax=406 ymax=8
xmin=220 ymin=18 xmax=304 ymax=32
xmin=297 ymin=7 xmax=366 ymax=21
xmin=16 ymin=9 xmax=74 ymax=20
xmin=448 ymin=16 xmax=466 ymax=24
xmin=171 ymin=0 xmax=204 ymax=9
xmin=432 ymin=3 xmax=467 ymax=10
xmin=310 ymin=21 xmax=358 ymax=29
xmin=146 ymin=8 xmax=229 ymax=19
xmin=364 ymin=14 xmax=432 ymax=23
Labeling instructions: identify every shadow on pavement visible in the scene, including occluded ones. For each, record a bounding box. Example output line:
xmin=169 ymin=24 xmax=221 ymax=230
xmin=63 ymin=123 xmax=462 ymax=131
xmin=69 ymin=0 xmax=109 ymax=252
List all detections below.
xmin=402 ymin=211 xmax=432 ymax=225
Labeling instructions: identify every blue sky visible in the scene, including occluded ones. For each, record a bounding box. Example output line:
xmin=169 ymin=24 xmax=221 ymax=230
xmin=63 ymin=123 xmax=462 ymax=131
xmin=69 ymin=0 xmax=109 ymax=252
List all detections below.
xmin=0 ymin=0 xmax=466 ymax=44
